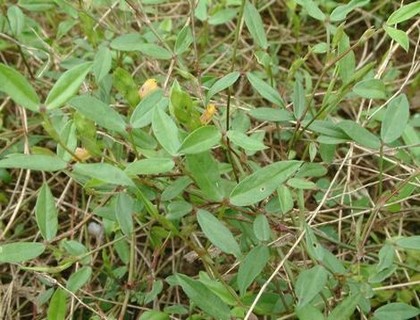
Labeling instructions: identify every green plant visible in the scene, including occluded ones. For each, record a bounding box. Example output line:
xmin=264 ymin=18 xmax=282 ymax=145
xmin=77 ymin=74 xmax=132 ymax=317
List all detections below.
xmin=0 ymin=1 xmax=419 ymax=319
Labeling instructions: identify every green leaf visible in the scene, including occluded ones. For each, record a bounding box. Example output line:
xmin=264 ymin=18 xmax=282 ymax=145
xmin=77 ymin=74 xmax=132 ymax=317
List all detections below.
xmin=337 ymin=120 xmax=381 ymax=149
xmin=113 ymin=67 xmax=140 ymax=108
xmin=139 ymin=43 xmax=172 ymax=60
xmin=7 ymin=5 xmax=25 ymax=36
xmin=287 ymin=178 xmax=316 ymax=190
xmin=186 ymin=152 xmax=224 ymax=201
xmin=206 ymin=72 xmax=240 ymax=102
xmin=374 ymin=303 xmax=420 ymax=320
xmin=0 ymin=242 xmax=45 ymax=263
xmin=47 ymin=289 xmax=67 ymax=320
xmin=110 ymin=33 xmax=144 ymax=51
xmin=327 ymin=293 xmax=361 ymax=320
xmin=330 ymin=0 xmax=370 ymax=22
xmin=115 ymin=193 xmax=134 ymax=236
xmin=139 ymin=310 xmax=169 ymax=320
xmin=0 ymin=63 xmax=40 ymax=112
xmin=237 ymin=246 xmax=269 ymax=296
xmin=296 ymin=304 xmax=325 ymax=320
xmin=45 ymin=62 xmax=92 ymax=110
xmin=179 ymin=126 xmax=221 ymax=154
xmin=253 ymin=215 xmax=271 ymax=242
xmin=197 ymin=209 xmax=241 ymax=258
xmin=73 ymin=163 xmax=134 ymax=187
xmin=152 ymin=107 xmax=181 ymax=156
xmin=125 ymin=158 xmax=174 ymax=176
xmin=144 ymin=280 xmax=164 ymax=304
xmin=230 ymin=161 xmax=302 ymax=206
xmin=277 ymin=185 xmax=294 ymax=213
xmin=69 ymin=95 xmax=126 ymax=133
xmin=249 ymin=108 xmax=293 ymax=122
xmin=195 ymin=0 xmax=208 ymax=21
xmin=383 ymin=25 xmax=409 ymax=52
xmin=246 ymin=72 xmax=285 ymax=107
xmin=66 ymin=266 xmax=92 ymax=293
xmin=296 ymin=0 xmax=326 ymax=21
xmin=227 ymin=130 xmax=267 ymax=152
xmin=175 ymin=273 xmax=231 ymax=320
xmin=296 ymin=265 xmax=329 ymax=307
xmin=93 ymin=47 xmax=112 ymax=83
xmin=175 ymin=25 xmax=193 ymax=54
xmin=35 ymin=183 xmax=58 ymax=241
xmin=381 ymin=94 xmax=410 ymax=143
xmin=244 ymin=1 xmax=268 ymax=49
xmin=198 ymin=272 xmax=237 ymax=305
xmin=0 ymin=154 xmax=67 ymax=171
xmin=208 ymin=8 xmax=237 ymax=25
xmin=130 ymin=89 xmax=165 ymax=128
xmin=387 ymin=2 xmax=420 ymax=25
xmin=57 ymin=121 xmax=77 ymax=161
xmin=353 ymin=78 xmax=387 ymax=99
xmin=293 ymin=76 xmax=305 ymax=119
xmin=395 ymin=236 xmax=420 ymax=250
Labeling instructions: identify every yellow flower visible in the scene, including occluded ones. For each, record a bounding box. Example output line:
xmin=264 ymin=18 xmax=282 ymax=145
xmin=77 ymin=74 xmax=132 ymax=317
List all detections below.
xmin=200 ymin=104 xmax=217 ymax=125
xmin=138 ymin=78 xmax=158 ymax=99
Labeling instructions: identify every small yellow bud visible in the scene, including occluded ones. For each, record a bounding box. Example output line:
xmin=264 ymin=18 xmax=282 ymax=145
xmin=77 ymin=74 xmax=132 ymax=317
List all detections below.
xmin=73 ymin=147 xmax=91 ymax=162
xmin=138 ymin=78 xmax=158 ymax=99
xmin=200 ymin=104 xmax=217 ymax=125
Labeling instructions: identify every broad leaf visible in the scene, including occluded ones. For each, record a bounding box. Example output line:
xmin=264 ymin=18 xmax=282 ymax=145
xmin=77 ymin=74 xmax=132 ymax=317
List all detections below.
xmin=246 ymin=72 xmax=285 ymax=107
xmin=0 ymin=242 xmax=45 ymax=263
xmin=175 ymin=273 xmax=230 ymax=320
xmin=253 ymin=215 xmax=270 ymax=242
xmin=115 ymin=193 xmax=134 ymax=236
xmin=206 ymin=72 xmax=240 ymax=102
xmin=374 ymin=302 xmax=420 ymax=320
xmin=175 ymin=25 xmax=193 ymax=54
xmin=395 ymin=236 xmax=420 ymax=251
xmin=66 ymin=266 xmax=92 ymax=293
xmin=35 ymin=183 xmax=58 ymax=241
xmin=93 ymin=47 xmax=112 ymax=83
xmin=73 ymin=163 xmax=134 ymax=187
xmin=353 ymin=79 xmax=386 ymax=99
xmin=47 ymin=289 xmax=67 ymax=320
xmin=179 ymin=126 xmax=221 ymax=154
xmin=381 ymin=94 xmax=409 ymax=143
xmin=69 ymin=95 xmax=126 ymax=133
xmin=296 ymin=0 xmax=326 ymax=21
xmin=152 ymin=107 xmax=181 ymax=156
xmin=249 ymin=108 xmax=293 ymax=122
xmin=244 ymin=1 xmax=268 ymax=49
xmin=237 ymin=245 xmax=269 ymax=296
xmin=383 ymin=25 xmax=409 ymax=52
xmin=230 ymin=161 xmax=302 ymax=206
xmin=327 ymin=293 xmax=361 ymax=320
xmin=0 ymin=63 xmax=40 ymax=111
xmin=337 ymin=120 xmax=381 ymax=149
xmin=197 ymin=209 xmax=241 ymax=258
xmin=227 ymin=130 xmax=267 ymax=152
xmin=125 ymin=158 xmax=174 ymax=176
xmin=45 ymin=62 xmax=92 ymax=110
xmin=130 ymin=89 xmax=165 ymax=128
xmin=296 ymin=265 xmax=328 ymax=307
xmin=0 ymin=154 xmax=67 ymax=172
xmin=387 ymin=2 xmax=420 ymax=25
xmin=330 ymin=0 xmax=370 ymax=22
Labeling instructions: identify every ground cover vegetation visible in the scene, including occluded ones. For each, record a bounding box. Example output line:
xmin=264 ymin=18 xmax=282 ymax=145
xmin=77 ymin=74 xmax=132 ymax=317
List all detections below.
xmin=0 ymin=0 xmax=419 ymax=319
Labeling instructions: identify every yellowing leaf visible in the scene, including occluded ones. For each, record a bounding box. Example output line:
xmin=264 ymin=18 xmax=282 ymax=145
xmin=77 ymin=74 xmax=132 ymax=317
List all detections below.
xmin=139 ymin=78 xmax=159 ymax=99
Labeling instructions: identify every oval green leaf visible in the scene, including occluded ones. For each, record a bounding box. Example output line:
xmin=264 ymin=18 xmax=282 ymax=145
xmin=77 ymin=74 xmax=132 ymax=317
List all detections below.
xmin=73 ymin=163 xmax=134 ymax=187
xmin=374 ymin=302 xmax=420 ymax=320
xmin=66 ymin=266 xmax=92 ymax=293
xmin=230 ymin=161 xmax=302 ymax=206
xmin=130 ymin=89 xmax=165 ymax=128
xmin=45 ymin=62 xmax=92 ymax=110
xmin=337 ymin=120 xmax=381 ymax=149
xmin=249 ymin=107 xmax=293 ymax=122
xmin=197 ymin=209 xmax=241 ymax=258
xmin=253 ymin=214 xmax=271 ymax=242
xmin=35 ymin=183 xmax=58 ymax=241
xmin=0 ymin=242 xmax=45 ymax=263
xmin=115 ymin=193 xmax=134 ymax=236
xmin=244 ymin=1 xmax=268 ymax=49
xmin=246 ymin=72 xmax=285 ymax=107
xmin=47 ymin=289 xmax=67 ymax=320
xmin=0 ymin=154 xmax=67 ymax=172
xmin=206 ymin=72 xmax=240 ymax=102
xmin=179 ymin=126 xmax=221 ymax=154
xmin=381 ymin=94 xmax=409 ymax=144
xmin=353 ymin=78 xmax=386 ymax=99
xmin=237 ymin=245 xmax=269 ymax=296
xmin=152 ymin=107 xmax=181 ymax=156
xmin=227 ymin=130 xmax=267 ymax=152
xmin=0 ymin=63 xmax=40 ymax=112
xmin=69 ymin=95 xmax=126 ymax=133
xmin=125 ymin=158 xmax=174 ymax=176
xmin=296 ymin=265 xmax=329 ymax=307
xmin=387 ymin=2 xmax=420 ymax=25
